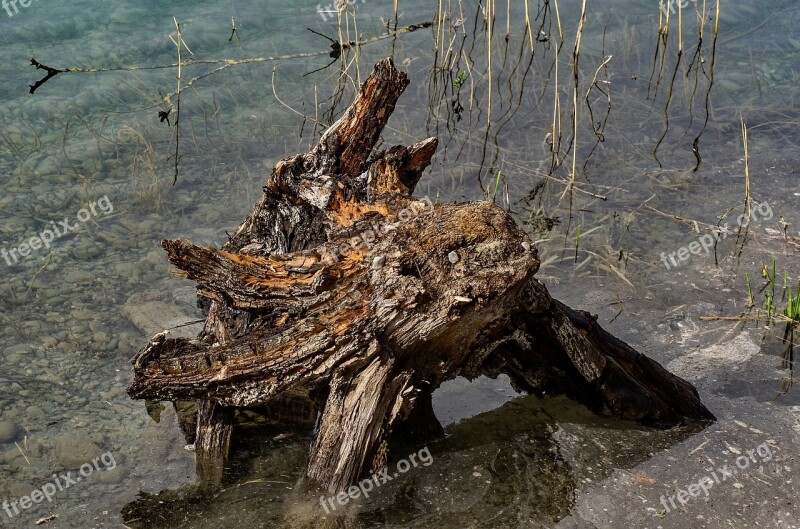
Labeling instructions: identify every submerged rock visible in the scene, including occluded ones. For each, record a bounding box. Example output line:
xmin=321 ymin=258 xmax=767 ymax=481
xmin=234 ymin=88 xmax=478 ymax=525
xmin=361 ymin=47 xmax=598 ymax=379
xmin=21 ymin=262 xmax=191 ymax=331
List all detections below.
xmin=122 ymin=290 xmax=203 ymax=339
xmin=0 ymin=421 xmax=19 ymax=443
xmin=53 ymin=432 xmax=102 ymax=468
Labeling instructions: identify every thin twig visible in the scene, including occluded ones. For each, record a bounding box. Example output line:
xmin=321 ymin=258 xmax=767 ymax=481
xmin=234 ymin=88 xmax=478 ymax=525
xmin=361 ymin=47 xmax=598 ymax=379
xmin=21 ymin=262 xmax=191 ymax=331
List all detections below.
xmin=168 ymin=18 xmax=192 ymax=185
xmin=15 ymin=442 xmax=31 ymax=466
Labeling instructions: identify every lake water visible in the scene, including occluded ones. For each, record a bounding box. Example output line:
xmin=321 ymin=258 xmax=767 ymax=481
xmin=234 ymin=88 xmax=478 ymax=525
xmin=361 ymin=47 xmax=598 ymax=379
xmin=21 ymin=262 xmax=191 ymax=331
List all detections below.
xmin=1 ymin=0 xmax=799 ymax=528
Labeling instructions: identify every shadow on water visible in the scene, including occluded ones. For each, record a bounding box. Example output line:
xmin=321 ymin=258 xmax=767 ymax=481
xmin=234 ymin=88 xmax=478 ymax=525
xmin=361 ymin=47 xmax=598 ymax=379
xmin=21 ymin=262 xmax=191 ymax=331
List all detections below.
xmin=120 ymin=395 xmax=698 ymax=529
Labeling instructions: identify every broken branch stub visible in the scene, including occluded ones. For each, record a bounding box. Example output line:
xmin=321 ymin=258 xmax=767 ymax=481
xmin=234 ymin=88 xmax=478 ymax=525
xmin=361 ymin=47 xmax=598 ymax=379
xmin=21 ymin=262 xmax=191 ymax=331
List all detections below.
xmin=128 ymin=58 xmax=714 ymax=494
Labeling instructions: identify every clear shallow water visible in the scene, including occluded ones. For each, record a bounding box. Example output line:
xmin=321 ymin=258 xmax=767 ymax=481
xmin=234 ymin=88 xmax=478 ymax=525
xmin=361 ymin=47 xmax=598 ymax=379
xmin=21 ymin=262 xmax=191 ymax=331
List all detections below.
xmin=0 ymin=0 xmax=799 ymax=528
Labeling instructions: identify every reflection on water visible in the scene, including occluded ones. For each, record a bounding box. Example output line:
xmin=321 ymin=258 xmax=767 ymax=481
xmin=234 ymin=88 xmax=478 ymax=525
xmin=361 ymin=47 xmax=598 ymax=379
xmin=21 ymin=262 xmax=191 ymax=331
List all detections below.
xmin=0 ymin=0 xmax=799 ymax=527
xmin=120 ymin=395 xmax=693 ymax=529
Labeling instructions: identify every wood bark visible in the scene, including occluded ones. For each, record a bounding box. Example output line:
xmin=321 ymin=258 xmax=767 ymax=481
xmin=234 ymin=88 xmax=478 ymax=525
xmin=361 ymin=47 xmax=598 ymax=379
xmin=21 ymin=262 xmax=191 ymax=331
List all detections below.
xmin=194 ymin=400 xmax=233 ymax=484
xmin=128 ymin=58 xmax=714 ymax=493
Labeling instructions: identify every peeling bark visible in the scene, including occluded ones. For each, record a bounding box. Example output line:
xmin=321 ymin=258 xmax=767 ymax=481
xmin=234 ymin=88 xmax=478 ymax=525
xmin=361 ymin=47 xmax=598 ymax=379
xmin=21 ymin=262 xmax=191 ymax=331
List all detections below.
xmin=128 ymin=58 xmax=714 ymax=493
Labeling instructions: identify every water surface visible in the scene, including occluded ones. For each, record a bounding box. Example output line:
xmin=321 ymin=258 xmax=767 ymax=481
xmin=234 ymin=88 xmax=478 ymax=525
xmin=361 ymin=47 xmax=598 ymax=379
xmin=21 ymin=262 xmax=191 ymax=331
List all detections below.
xmin=0 ymin=1 xmax=799 ymax=527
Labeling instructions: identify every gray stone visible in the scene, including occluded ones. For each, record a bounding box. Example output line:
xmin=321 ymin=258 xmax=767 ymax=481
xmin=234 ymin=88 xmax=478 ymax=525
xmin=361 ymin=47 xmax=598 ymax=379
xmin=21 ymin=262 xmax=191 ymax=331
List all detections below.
xmin=95 ymin=465 xmax=126 ymax=485
xmin=122 ymin=290 xmax=202 ymax=339
xmin=64 ymin=270 xmax=95 ymax=283
xmin=53 ymin=433 xmax=102 ymax=468
xmin=0 ymin=421 xmax=19 ymax=443
xmin=3 ymin=344 xmax=32 ymax=356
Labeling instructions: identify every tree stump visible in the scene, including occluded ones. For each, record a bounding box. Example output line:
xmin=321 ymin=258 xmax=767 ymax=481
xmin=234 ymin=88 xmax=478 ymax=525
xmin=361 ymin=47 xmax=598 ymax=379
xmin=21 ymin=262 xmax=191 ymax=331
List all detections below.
xmin=128 ymin=59 xmax=714 ymax=493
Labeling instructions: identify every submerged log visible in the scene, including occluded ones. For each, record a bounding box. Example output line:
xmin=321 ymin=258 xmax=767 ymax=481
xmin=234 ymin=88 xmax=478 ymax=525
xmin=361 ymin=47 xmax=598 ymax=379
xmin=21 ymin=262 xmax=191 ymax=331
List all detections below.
xmin=128 ymin=59 xmax=714 ymax=493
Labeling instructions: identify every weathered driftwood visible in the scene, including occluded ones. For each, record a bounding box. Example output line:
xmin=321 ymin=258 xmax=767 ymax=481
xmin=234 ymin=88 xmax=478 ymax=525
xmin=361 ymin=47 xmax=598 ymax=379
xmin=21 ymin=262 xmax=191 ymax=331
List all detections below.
xmin=128 ymin=59 xmax=714 ymax=493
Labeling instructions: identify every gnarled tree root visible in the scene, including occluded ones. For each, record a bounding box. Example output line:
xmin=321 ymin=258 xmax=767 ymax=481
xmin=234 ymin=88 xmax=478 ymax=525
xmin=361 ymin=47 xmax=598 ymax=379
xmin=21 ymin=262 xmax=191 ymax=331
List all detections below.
xmin=128 ymin=58 xmax=714 ymax=494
